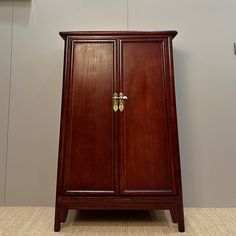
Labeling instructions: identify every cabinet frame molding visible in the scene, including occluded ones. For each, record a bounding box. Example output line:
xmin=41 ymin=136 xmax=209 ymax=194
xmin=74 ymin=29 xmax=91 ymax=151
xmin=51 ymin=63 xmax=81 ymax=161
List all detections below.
xmin=61 ymin=39 xmax=119 ymax=196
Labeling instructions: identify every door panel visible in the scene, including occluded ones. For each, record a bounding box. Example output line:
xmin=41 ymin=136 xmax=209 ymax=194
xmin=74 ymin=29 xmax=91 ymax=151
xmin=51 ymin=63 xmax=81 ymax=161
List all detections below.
xmin=119 ymin=39 xmax=176 ymax=195
xmin=63 ymin=40 xmax=118 ymax=195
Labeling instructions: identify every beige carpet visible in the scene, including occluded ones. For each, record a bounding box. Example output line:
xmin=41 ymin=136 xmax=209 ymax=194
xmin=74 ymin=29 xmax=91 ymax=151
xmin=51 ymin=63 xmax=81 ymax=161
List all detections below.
xmin=0 ymin=208 xmax=235 ymax=236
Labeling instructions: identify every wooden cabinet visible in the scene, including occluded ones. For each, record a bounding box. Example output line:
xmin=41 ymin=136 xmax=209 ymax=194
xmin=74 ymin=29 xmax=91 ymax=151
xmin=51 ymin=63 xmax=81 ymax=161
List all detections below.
xmin=54 ymin=31 xmax=184 ymax=232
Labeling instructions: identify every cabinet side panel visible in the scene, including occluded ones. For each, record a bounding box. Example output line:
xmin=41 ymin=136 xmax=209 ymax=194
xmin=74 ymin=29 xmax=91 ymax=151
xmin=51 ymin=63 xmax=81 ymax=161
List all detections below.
xmin=64 ymin=41 xmax=116 ymax=194
xmin=120 ymin=39 xmax=174 ymax=194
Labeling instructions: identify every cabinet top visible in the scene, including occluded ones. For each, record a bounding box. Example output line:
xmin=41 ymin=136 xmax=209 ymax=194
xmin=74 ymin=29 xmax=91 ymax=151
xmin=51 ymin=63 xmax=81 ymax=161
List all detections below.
xmin=59 ymin=31 xmax=178 ymax=40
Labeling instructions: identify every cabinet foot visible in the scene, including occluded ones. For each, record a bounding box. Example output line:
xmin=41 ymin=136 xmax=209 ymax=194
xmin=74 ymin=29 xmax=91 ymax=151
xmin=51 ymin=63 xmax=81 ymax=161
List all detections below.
xmin=54 ymin=204 xmax=62 ymax=232
xmin=177 ymin=203 xmax=185 ymax=232
xmin=61 ymin=208 xmax=69 ymax=223
xmin=54 ymin=222 xmax=61 ymax=232
xmin=178 ymin=222 xmax=185 ymax=233
xmin=170 ymin=207 xmax=178 ymax=223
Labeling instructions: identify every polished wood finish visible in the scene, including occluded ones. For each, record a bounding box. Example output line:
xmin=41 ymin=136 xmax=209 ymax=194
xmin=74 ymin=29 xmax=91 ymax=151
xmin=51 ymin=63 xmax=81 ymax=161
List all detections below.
xmin=119 ymin=39 xmax=175 ymax=195
xmin=54 ymin=31 xmax=184 ymax=232
xmin=63 ymin=41 xmax=117 ymax=195
xmin=59 ymin=31 xmax=178 ymax=39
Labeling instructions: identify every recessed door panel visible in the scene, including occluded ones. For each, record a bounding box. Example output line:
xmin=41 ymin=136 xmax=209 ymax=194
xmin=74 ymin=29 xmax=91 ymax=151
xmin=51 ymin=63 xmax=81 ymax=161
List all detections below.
xmin=119 ymin=39 xmax=176 ymax=195
xmin=63 ymin=40 xmax=118 ymax=195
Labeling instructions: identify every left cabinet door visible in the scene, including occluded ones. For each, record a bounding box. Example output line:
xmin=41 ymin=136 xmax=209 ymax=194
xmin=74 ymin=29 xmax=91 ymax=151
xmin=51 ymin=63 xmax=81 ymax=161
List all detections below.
xmin=61 ymin=39 xmax=118 ymax=195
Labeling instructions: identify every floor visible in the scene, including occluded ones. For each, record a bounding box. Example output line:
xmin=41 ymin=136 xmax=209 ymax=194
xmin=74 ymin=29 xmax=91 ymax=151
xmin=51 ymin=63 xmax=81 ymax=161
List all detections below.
xmin=0 ymin=208 xmax=235 ymax=236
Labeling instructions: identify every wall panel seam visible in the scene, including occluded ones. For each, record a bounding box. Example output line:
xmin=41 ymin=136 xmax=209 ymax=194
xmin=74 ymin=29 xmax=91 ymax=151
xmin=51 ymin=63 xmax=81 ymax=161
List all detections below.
xmin=4 ymin=0 xmax=14 ymax=206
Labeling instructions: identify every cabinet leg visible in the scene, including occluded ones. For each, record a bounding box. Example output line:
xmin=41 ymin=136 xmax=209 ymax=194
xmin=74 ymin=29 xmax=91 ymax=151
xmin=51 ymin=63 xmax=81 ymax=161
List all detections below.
xmin=170 ymin=207 xmax=178 ymax=223
xmin=177 ymin=203 xmax=185 ymax=232
xmin=61 ymin=207 xmax=69 ymax=223
xmin=54 ymin=204 xmax=62 ymax=232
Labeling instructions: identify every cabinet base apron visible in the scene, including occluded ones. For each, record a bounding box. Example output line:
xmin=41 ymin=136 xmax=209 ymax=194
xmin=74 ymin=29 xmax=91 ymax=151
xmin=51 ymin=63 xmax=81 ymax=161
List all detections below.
xmin=54 ymin=196 xmax=185 ymax=232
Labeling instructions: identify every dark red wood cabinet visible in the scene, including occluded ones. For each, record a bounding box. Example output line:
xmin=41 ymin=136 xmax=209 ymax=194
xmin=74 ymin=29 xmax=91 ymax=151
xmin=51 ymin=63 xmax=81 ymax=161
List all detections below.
xmin=54 ymin=31 xmax=184 ymax=232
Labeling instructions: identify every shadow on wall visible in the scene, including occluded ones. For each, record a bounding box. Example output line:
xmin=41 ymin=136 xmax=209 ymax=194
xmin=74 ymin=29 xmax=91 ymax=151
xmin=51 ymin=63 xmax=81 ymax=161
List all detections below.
xmin=0 ymin=0 xmax=32 ymax=25
xmin=13 ymin=0 xmax=32 ymax=26
xmin=0 ymin=1 xmax=12 ymax=23
xmin=173 ymin=48 xmax=198 ymax=206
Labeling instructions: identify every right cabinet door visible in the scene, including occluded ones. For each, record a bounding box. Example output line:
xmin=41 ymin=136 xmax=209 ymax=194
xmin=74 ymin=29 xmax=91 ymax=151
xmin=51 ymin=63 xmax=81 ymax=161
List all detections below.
xmin=119 ymin=38 xmax=177 ymax=195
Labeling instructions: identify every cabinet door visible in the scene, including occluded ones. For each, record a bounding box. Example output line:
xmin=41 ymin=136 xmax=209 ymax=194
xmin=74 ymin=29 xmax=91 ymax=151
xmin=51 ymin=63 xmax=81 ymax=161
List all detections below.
xmin=62 ymin=39 xmax=118 ymax=195
xmin=119 ymin=38 xmax=177 ymax=195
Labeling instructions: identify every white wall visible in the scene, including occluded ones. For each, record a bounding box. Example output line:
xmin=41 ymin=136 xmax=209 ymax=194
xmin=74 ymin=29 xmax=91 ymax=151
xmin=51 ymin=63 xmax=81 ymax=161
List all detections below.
xmin=0 ymin=0 xmax=236 ymax=206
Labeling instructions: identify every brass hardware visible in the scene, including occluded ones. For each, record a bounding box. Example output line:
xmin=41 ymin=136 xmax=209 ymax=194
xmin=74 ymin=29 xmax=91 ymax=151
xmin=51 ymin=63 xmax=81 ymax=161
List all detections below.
xmin=119 ymin=92 xmax=124 ymax=112
xmin=119 ymin=93 xmax=128 ymax=100
xmin=112 ymin=92 xmax=119 ymax=112
xmin=118 ymin=92 xmax=128 ymax=112
xmin=113 ymin=92 xmax=128 ymax=112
